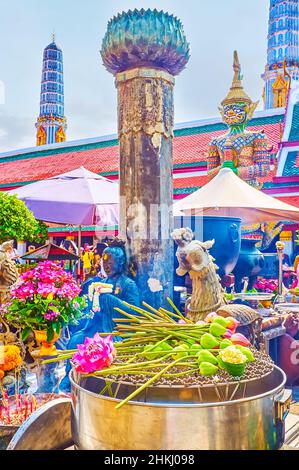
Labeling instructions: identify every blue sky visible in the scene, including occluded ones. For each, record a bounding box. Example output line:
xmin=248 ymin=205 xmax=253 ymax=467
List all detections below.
xmin=0 ymin=0 xmax=270 ymax=152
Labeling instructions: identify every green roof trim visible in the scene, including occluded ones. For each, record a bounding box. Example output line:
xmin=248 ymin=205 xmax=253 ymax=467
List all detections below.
xmin=173 ymin=114 xmax=284 ymax=137
xmin=174 ymin=187 xmax=199 ymax=195
xmin=0 ymin=180 xmax=40 ymax=189
xmin=174 ymin=161 xmax=207 ymax=168
xmin=0 ymin=162 xmax=211 ymax=188
xmin=48 ymin=225 xmax=118 ymax=233
xmin=101 ymin=171 xmax=118 ymax=176
xmin=0 ymin=138 xmax=119 ymax=164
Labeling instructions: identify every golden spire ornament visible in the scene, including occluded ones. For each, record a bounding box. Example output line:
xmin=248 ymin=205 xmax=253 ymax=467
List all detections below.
xmin=219 ymin=51 xmax=258 ymax=121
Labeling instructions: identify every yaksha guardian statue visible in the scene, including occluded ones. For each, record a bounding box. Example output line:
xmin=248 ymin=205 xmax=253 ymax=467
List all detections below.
xmin=207 ymin=51 xmax=272 ymax=187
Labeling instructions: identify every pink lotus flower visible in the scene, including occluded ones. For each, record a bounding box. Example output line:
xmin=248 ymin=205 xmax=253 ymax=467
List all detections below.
xmin=72 ymin=333 xmax=116 ymax=374
xmin=204 ymin=312 xmax=218 ymax=323
xmin=223 ymin=330 xmax=232 ymax=339
xmin=225 ymin=317 xmax=240 ymax=333
xmin=230 ymin=333 xmax=251 ymax=346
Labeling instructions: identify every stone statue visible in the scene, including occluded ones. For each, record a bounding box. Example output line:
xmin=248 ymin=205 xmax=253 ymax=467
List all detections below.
xmin=207 ymin=51 xmax=272 ymax=188
xmin=59 ymin=238 xmax=140 ymax=392
xmin=172 ymin=228 xmax=223 ymax=321
xmin=172 ymin=228 xmax=261 ymax=329
xmin=0 ymin=241 xmax=19 ymax=289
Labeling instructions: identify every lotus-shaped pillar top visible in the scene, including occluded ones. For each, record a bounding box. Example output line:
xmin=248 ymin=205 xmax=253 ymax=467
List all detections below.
xmin=100 ymin=8 xmax=190 ymax=76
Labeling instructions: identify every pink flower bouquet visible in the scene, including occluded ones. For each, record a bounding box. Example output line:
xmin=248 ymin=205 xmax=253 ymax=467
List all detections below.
xmin=253 ymin=277 xmax=278 ymax=294
xmin=3 ymin=261 xmax=85 ymax=342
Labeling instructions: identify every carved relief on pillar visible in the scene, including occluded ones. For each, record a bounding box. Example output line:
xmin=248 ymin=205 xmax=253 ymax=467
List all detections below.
xmin=116 ymin=68 xmax=174 ymax=144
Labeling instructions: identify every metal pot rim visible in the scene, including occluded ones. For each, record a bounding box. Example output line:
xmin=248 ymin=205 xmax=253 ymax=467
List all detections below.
xmin=69 ymin=365 xmax=287 ymax=409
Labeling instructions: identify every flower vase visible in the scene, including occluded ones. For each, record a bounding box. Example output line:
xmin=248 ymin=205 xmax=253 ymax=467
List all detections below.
xmin=33 ymin=330 xmax=62 ymax=394
xmin=34 ymin=329 xmax=61 ymax=357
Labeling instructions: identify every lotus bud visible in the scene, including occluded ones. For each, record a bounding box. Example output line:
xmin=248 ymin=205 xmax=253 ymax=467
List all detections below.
xmin=223 ymin=330 xmax=233 ymax=339
xmin=172 ymin=344 xmax=189 ymax=360
xmin=178 ymin=319 xmax=186 ymax=324
xmin=225 ymin=317 xmax=240 ymax=333
xmin=235 ymin=345 xmax=255 ymax=362
xmin=212 ymin=316 xmax=231 ymax=328
xmin=220 ymin=339 xmax=233 ymax=349
xmin=209 ymin=323 xmax=227 ymax=337
xmin=199 ymin=362 xmax=219 ymax=376
xmin=204 ymin=312 xmax=218 ymax=323
xmin=189 ymin=343 xmax=202 ymax=355
xmin=230 ymin=333 xmax=251 ymax=346
xmin=197 ymin=350 xmax=218 ymax=365
xmin=200 ymin=333 xmax=220 ymax=349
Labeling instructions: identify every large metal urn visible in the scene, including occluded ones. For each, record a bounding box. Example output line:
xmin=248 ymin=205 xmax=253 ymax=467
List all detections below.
xmin=70 ymin=366 xmax=291 ymax=450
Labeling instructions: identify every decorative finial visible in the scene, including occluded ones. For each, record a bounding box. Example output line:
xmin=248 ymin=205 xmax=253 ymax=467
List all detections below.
xmin=100 ymin=9 xmax=190 ymax=76
xmin=232 ymin=50 xmax=242 ymax=85
xmin=52 ymin=31 xmax=55 ymax=43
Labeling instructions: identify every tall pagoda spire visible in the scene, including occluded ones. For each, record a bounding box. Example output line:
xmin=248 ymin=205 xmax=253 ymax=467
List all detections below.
xmin=262 ymin=0 xmax=299 ymax=109
xmin=35 ymin=36 xmax=67 ymax=146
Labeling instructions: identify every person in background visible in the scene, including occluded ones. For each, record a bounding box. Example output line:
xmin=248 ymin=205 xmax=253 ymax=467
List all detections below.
xmin=82 ymin=245 xmax=94 ymax=281
xmin=61 ymin=240 xmax=78 ymax=276
xmin=79 ymin=247 xmax=84 ymax=282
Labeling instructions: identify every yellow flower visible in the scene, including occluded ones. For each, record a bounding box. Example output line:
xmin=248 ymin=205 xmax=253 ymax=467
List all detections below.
xmin=219 ymin=346 xmax=247 ymax=364
xmin=0 ymin=344 xmax=22 ymax=371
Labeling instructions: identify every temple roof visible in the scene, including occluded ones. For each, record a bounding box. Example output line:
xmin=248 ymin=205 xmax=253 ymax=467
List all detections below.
xmin=0 ymin=109 xmax=285 ymax=198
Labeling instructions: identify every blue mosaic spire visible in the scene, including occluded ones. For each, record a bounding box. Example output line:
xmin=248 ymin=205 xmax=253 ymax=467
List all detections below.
xmin=35 ymin=35 xmax=67 ymax=146
xmin=262 ymin=0 xmax=299 ymax=109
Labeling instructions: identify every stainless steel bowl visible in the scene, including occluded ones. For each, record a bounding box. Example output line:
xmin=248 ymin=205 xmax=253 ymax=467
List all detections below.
xmin=70 ymin=366 xmax=292 ymax=450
